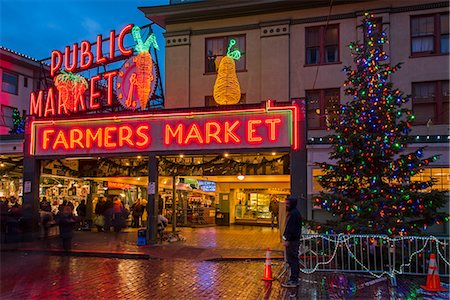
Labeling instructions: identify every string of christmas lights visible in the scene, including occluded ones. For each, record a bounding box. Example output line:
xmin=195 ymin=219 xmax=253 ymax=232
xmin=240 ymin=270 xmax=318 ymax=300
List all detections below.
xmin=299 ymin=234 xmax=450 ymax=279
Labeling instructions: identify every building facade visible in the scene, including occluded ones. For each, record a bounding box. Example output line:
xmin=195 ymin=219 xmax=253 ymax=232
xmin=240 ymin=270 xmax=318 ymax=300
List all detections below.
xmin=140 ymin=0 xmax=449 ymax=233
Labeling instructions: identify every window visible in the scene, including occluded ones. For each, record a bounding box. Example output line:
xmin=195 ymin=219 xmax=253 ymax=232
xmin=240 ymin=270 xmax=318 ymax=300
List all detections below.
xmin=411 ymin=13 xmax=449 ymax=55
xmin=412 ymin=81 xmax=449 ymax=125
xmin=2 ymin=71 xmax=18 ymax=95
xmin=0 ymin=105 xmax=15 ymax=128
xmin=364 ymin=17 xmax=383 ymax=48
xmin=306 ymin=89 xmax=340 ymax=129
xmin=24 ymin=77 xmax=28 ymax=88
xmin=205 ymin=94 xmax=246 ymax=107
xmin=306 ymin=25 xmax=339 ymax=65
xmin=205 ymin=35 xmax=245 ymax=73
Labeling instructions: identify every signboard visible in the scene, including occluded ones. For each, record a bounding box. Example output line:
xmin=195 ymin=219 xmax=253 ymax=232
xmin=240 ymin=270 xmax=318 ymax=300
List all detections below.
xmin=198 ymin=180 xmax=216 ymax=192
xmin=29 ymin=101 xmax=299 ymax=156
xmin=29 ymin=24 xmax=159 ymax=117
xmin=108 ymin=182 xmax=132 ymax=189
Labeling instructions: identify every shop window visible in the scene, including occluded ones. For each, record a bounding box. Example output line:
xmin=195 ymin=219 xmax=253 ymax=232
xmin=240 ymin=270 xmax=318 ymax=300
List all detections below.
xmin=306 ymin=24 xmax=339 ymax=65
xmin=306 ymin=88 xmax=340 ymax=129
xmin=412 ymin=81 xmax=449 ymax=125
xmin=411 ymin=167 xmax=450 ymax=191
xmin=205 ymin=94 xmax=246 ymax=107
xmin=411 ymin=13 xmax=449 ymax=55
xmin=2 ymin=71 xmax=18 ymax=95
xmin=205 ymin=35 xmax=246 ymax=73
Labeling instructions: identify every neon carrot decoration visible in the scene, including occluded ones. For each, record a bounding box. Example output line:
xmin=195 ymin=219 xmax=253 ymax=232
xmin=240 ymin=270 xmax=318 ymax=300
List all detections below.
xmin=213 ymin=39 xmax=241 ymax=105
xmin=54 ymin=71 xmax=88 ymax=112
xmin=132 ymin=26 xmax=159 ymax=110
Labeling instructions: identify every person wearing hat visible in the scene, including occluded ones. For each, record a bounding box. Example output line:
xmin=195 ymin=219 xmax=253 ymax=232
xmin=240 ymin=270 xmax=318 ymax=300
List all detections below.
xmin=281 ymin=196 xmax=302 ymax=288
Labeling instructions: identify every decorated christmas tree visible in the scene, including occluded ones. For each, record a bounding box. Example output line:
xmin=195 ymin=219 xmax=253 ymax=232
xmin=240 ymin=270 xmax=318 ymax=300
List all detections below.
xmin=314 ymin=14 xmax=448 ymax=235
xmin=9 ymin=108 xmax=25 ymax=134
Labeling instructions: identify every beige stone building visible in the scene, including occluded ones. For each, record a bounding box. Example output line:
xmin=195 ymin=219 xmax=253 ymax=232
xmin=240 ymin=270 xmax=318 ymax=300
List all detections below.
xmin=141 ymin=0 xmax=449 ymax=232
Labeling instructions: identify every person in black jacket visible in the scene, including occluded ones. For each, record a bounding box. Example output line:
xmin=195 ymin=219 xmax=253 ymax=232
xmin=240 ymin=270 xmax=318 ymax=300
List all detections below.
xmin=281 ymin=196 xmax=302 ymax=288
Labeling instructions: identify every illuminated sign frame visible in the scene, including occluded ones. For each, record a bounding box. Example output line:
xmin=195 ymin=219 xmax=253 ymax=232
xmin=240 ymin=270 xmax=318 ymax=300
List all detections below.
xmin=29 ymin=100 xmax=299 ymax=156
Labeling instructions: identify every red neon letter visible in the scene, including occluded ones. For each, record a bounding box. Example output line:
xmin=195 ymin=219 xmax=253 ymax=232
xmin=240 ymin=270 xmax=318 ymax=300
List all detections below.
xmin=50 ymin=50 xmax=62 ymax=77
xmin=57 ymin=89 xmax=68 ymax=115
xmin=224 ymin=121 xmax=241 ymax=143
xmin=30 ymin=90 xmax=43 ymax=117
xmin=64 ymin=44 xmax=78 ymax=72
xmin=53 ymin=130 xmax=69 ymax=150
xmin=72 ymin=93 xmax=87 ymax=113
xmin=104 ymin=127 xmax=117 ymax=148
xmin=70 ymin=128 xmax=85 ymax=149
xmin=103 ymin=70 xmax=117 ymax=106
xmin=184 ymin=123 xmax=204 ymax=145
xmin=205 ymin=122 xmax=222 ymax=144
xmin=265 ymin=118 xmax=282 ymax=141
xmin=247 ymin=119 xmax=263 ymax=143
xmin=136 ymin=125 xmax=150 ymax=147
xmin=118 ymin=24 xmax=133 ymax=56
xmin=96 ymin=34 xmax=107 ymax=64
xmin=109 ymin=30 xmax=116 ymax=60
xmin=90 ymin=75 xmax=101 ymax=109
xmin=42 ymin=129 xmax=55 ymax=150
xmin=118 ymin=126 xmax=134 ymax=147
xmin=164 ymin=124 xmax=183 ymax=145
xmin=44 ymin=88 xmax=56 ymax=117
xmin=86 ymin=128 xmax=103 ymax=148
xmin=80 ymin=41 xmax=93 ymax=69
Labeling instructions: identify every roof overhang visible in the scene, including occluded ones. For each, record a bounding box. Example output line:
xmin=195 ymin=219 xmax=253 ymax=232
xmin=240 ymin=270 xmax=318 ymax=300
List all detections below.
xmin=139 ymin=0 xmax=372 ymax=28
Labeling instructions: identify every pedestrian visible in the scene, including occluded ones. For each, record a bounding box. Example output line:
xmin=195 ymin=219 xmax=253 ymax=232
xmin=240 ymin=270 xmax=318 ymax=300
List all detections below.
xmin=269 ymin=197 xmax=279 ymax=229
xmin=112 ymin=197 xmax=127 ymax=240
xmin=56 ymin=205 xmax=79 ymax=251
xmin=131 ymin=198 xmax=144 ymax=228
xmin=76 ymin=200 xmax=87 ymax=230
xmin=281 ymin=196 xmax=302 ymax=288
xmin=94 ymin=196 xmax=105 ymax=232
xmin=103 ymin=197 xmax=114 ymax=232
xmin=40 ymin=196 xmax=51 ymax=212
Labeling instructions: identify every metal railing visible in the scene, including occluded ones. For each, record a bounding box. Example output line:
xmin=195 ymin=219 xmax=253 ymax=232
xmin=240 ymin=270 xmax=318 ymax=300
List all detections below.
xmin=299 ymin=234 xmax=450 ymax=279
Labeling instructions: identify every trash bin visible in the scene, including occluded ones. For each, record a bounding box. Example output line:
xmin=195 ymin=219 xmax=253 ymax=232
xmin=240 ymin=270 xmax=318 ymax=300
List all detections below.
xmin=137 ymin=229 xmax=147 ymax=246
xmin=215 ymin=212 xmax=230 ymax=226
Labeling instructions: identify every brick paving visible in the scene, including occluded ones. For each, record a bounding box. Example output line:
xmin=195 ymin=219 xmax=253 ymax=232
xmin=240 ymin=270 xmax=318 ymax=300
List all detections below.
xmin=2 ymin=253 xmax=448 ymax=299
xmin=1 ymin=225 xmax=450 ymax=299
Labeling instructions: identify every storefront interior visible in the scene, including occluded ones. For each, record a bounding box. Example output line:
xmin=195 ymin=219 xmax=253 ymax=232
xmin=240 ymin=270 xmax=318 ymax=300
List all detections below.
xmin=36 ymin=152 xmax=291 ymax=227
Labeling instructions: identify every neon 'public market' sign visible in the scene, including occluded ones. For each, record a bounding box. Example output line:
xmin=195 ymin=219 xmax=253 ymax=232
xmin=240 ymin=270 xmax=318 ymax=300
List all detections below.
xmin=29 ymin=24 xmax=157 ymax=117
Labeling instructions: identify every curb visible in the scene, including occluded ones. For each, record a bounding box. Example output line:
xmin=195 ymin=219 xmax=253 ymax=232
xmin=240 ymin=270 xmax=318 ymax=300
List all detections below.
xmin=1 ymin=248 xmax=150 ymax=260
xmin=207 ymin=255 xmax=285 ymax=262
xmin=1 ymin=248 xmax=285 ymax=261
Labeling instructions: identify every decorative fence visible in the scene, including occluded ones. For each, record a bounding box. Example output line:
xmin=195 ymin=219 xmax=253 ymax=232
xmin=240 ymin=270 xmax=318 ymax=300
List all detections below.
xmin=299 ymin=234 xmax=450 ymax=279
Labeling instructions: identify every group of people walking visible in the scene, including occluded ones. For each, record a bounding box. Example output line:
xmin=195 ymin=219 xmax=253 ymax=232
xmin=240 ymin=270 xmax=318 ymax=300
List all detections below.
xmin=93 ymin=196 xmax=129 ymax=234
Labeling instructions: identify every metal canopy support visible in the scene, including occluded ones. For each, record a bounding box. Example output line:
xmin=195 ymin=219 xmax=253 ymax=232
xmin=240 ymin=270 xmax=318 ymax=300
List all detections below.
xmin=146 ymin=155 xmax=158 ymax=244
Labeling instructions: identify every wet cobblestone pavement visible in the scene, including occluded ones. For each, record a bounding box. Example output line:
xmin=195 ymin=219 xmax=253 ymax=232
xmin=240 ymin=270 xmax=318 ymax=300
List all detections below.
xmin=1 ymin=225 xmax=449 ymax=299
xmin=1 ymin=252 xmax=449 ymax=299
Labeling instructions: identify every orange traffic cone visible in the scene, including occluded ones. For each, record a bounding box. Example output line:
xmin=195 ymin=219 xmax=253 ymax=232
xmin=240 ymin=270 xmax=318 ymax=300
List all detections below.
xmin=262 ymin=248 xmax=273 ymax=281
xmin=421 ymin=254 xmax=448 ymax=292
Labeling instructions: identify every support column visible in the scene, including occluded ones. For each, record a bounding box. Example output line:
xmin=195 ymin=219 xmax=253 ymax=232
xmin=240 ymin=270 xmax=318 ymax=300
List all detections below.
xmin=146 ymin=155 xmax=158 ymax=244
xmin=290 ymin=99 xmax=307 ymax=219
xmin=22 ymin=157 xmax=40 ymax=238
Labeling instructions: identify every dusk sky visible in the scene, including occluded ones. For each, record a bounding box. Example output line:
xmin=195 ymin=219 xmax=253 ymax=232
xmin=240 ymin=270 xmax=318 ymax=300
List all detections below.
xmin=0 ymin=0 xmax=168 ymax=60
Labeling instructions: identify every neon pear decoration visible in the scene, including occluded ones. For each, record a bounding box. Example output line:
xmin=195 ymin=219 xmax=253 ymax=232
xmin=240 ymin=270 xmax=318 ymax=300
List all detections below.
xmin=213 ymin=39 xmax=241 ymax=105
xmin=131 ymin=25 xmax=159 ymax=109
xmin=54 ymin=71 xmax=88 ymax=112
